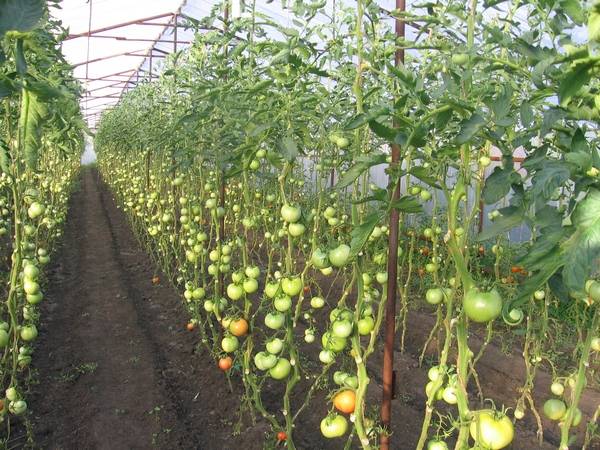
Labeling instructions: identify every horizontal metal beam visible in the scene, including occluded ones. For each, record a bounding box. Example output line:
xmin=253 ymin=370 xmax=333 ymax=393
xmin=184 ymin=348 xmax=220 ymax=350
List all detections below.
xmin=76 ymin=34 xmax=192 ymax=44
xmin=65 ymin=12 xmax=174 ymax=40
xmin=72 ymin=50 xmax=166 ymax=68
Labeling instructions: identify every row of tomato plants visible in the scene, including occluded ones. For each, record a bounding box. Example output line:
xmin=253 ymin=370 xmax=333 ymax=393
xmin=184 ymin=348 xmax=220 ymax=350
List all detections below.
xmin=0 ymin=1 xmax=84 ymax=444
xmin=96 ymin=0 xmax=600 ymax=449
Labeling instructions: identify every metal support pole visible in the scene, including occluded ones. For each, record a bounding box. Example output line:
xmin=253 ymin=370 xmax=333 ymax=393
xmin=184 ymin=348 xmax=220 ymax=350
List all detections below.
xmin=380 ymin=1 xmax=405 ymax=449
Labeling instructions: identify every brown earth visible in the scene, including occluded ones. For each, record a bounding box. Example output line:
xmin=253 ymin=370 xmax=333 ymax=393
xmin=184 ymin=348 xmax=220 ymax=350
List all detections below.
xmin=10 ymin=168 xmax=597 ymax=450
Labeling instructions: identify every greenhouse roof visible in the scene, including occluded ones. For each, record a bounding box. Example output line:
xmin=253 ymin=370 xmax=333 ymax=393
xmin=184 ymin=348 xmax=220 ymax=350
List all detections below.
xmin=53 ymin=0 xmax=403 ymax=130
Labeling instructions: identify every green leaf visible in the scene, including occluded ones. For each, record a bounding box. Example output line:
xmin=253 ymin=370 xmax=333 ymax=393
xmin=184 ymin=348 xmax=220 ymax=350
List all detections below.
xmin=559 ymin=59 xmax=594 ymax=107
xmin=409 ymin=166 xmax=441 ymax=189
xmin=18 ymin=89 xmax=47 ymax=171
xmin=389 ymin=196 xmax=422 ymax=214
xmin=477 ymin=206 xmax=524 ymax=241
xmin=518 ymin=229 xmax=565 ymax=270
xmin=561 ymin=189 xmax=600 ymax=292
xmin=350 ymin=212 xmax=381 ymax=257
xmin=276 ymin=136 xmax=298 ymax=162
xmin=368 ymin=120 xmax=396 ymax=140
xmin=0 ymin=139 xmax=10 ymax=173
xmin=513 ymin=251 xmax=564 ymax=304
xmin=0 ymin=0 xmax=44 ymax=37
xmin=344 ymin=107 xmax=390 ymax=130
xmin=483 ymin=166 xmax=516 ymax=204
xmin=0 ymin=76 xmax=14 ymax=99
xmin=530 ymin=160 xmax=570 ymax=203
xmin=15 ymin=38 xmax=27 ymax=74
xmin=335 ymin=154 xmax=387 ymax=190
xmin=520 ymin=102 xmax=534 ymax=128
xmin=561 ymin=0 xmax=585 ymax=23
xmin=456 ymin=113 xmax=486 ymax=144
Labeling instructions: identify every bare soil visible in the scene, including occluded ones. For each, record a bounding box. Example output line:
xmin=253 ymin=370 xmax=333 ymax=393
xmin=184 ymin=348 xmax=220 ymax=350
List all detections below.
xmin=13 ymin=168 xmax=597 ymax=450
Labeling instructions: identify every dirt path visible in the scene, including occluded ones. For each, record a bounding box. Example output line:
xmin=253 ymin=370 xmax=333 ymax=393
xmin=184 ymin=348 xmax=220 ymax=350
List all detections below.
xmin=27 ymin=169 xmax=263 ymax=450
xmin=21 ymin=169 xmax=583 ymax=450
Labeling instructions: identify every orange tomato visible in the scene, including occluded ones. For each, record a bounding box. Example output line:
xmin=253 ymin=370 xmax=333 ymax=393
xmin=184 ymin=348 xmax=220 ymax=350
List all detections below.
xmin=303 ymin=285 xmax=310 ymax=295
xmin=277 ymin=431 xmax=287 ymax=442
xmin=186 ymin=322 xmax=195 ymax=331
xmin=229 ymin=318 xmax=249 ymax=337
xmin=511 ymin=266 xmax=522 ymax=274
xmin=218 ymin=356 xmax=233 ymax=371
xmin=333 ymin=390 xmax=356 ymax=414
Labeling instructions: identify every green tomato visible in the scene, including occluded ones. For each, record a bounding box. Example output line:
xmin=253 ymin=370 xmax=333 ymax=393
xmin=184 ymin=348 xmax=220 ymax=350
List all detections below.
xmin=376 ymin=272 xmax=388 ymax=284
xmin=328 ymin=244 xmax=351 ymax=268
xmin=550 ymin=382 xmax=564 ymax=396
xmin=321 ymin=332 xmax=347 ymax=352
xmin=20 ymin=325 xmax=38 ymax=342
xmin=227 ymin=283 xmax=244 ymax=301
xmin=221 ymin=335 xmax=239 ymax=353
xmin=254 ymin=351 xmax=277 ymax=371
xmin=26 ymin=292 xmax=43 ymax=304
xmin=463 ymin=288 xmax=502 ymax=323
xmin=452 ymin=53 xmax=469 ymax=65
xmin=320 ymin=414 xmax=348 ymax=438
xmin=543 ymin=399 xmax=567 ymax=421
xmin=288 ymin=222 xmax=305 ymax=237
xmin=264 ymin=281 xmax=280 ymax=299
xmin=245 ymin=266 xmax=260 ymax=279
xmin=274 ymin=295 xmax=292 ymax=312
xmin=442 ymin=386 xmax=458 ymax=405
xmin=281 ymin=277 xmax=302 ymax=297
xmin=319 ymin=349 xmax=335 ymax=364
xmin=570 ymin=407 xmax=583 ymax=427
xmin=0 ymin=329 xmax=8 ymax=347
xmin=533 ymin=290 xmax=546 ymax=300
xmin=192 ymin=287 xmax=205 ymax=300
xmin=591 ymin=337 xmax=600 ymax=352
xmin=28 ymin=202 xmax=45 ymax=219
xmin=331 ymin=319 xmax=353 ymax=338
xmin=311 ymin=248 xmax=329 ymax=269
xmin=343 ymin=375 xmax=358 ymax=389
xmin=264 ymin=312 xmax=285 ymax=330
xmin=10 ymin=400 xmax=27 ymax=415
xmin=310 ymin=296 xmax=325 ymax=309
xmin=427 ymin=441 xmax=448 ymax=450
xmin=586 ymin=280 xmax=600 ymax=301
xmin=333 ymin=371 xmax=348 ymax=385
xmin=23 ymin=279 xmax=40 ymax=295
xmin=266 ymin=338 xmax=284 ymax=354
xmin=269 ymin=358 xmax=291 ymax=380
xmin=280 ymin=204 xmax=301 ymax=223
xmin=23 ymin=264 xmax=39 ymax=280
xmin=357 ymin=316 xmax=375 ymax=335
xmin=425 ymin=288 xmax=448 ymax=305
xmin=243 ymin=278 xmax=259 ymax=294
xmin=469 ymin=410 xmax=514 ymax=450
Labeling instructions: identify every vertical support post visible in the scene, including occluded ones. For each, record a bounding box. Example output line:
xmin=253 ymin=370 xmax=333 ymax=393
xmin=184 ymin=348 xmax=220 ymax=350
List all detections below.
xmin=218 ymin=3 xmax=229 ymax=298
xmin=173 ymin=13 xmax=178 ymax=53
xmin=149 ymin=52 xmax=153 ymax=80
xmin=380 ymin=1 xmax=405 ymax=449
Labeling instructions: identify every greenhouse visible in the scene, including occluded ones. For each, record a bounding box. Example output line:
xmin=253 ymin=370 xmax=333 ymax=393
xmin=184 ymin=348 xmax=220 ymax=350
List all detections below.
xmin=0 ymin=0 xmax=599 ymax=449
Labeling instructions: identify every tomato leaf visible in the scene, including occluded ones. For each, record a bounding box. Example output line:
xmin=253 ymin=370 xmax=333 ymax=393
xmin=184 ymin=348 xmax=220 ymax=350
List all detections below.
xmin=277 ymin=136 xmax=298 ymax=162
xmin=350 ymin=212 xmax=381 ymax=257
xmin=0 ymin=0 xmax=44 ymax=38
xmin=456 ymin=113 xmax=486 ymax=144
xmin=335 ymin=154 xmax=387 ymax=190
xmin=561 ymin=189 xmax=600 ymax=293
xmin=368 ymin=120 xmax=396 ymax=140
xmin=558 ymin=59 xmax=594 ymax=107
xmin=477 ymin=206 xmax=524 ymax=241
xmin=482 ymin=165 xmax=517 ymax=204
xmin=344 ymin=107 xmax=390 ymax=130
xmin=389 ymin=196 xmax=422 ymax=214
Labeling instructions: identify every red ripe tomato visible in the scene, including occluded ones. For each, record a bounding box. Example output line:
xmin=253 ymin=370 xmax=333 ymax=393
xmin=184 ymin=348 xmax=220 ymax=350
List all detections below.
xmin=218 ymin=356 xmax=233 ymax=371
xmin=303 ymin=285 xmax=310 ymax=295
xmin=276 ymin=431 xmax=287 ymax=442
